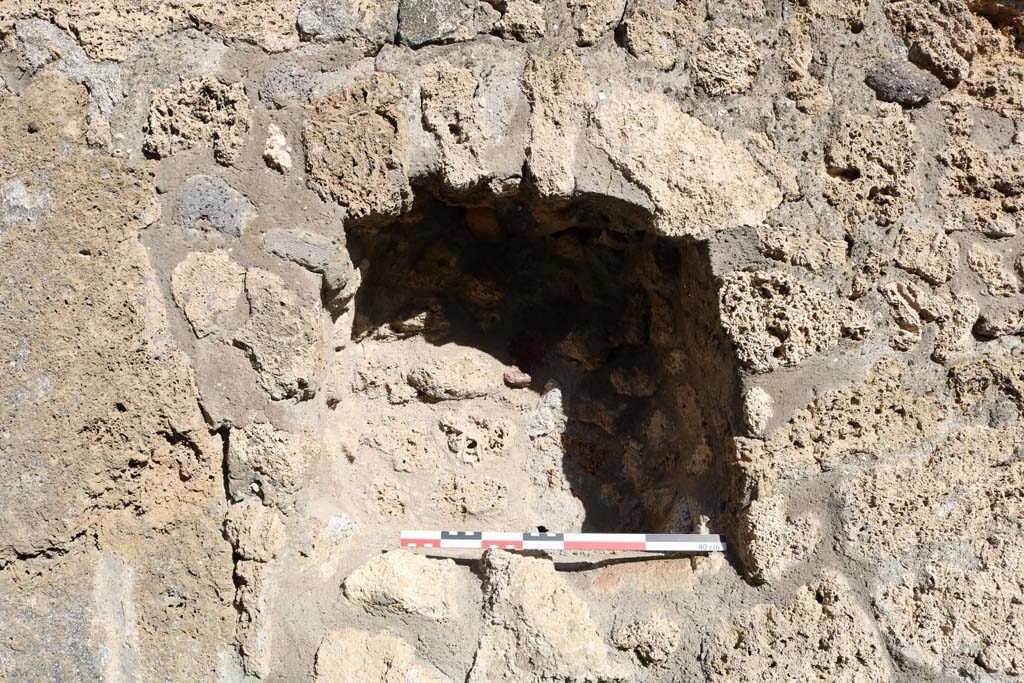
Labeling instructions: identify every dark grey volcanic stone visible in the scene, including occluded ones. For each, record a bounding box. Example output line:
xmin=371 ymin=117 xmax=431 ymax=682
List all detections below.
xmin=865 ymin=60 xmax=941 ymax=107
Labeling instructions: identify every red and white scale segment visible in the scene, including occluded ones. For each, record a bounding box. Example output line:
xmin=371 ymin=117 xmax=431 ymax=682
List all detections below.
xmin=400 ymin=530 xmax=727 ymax=553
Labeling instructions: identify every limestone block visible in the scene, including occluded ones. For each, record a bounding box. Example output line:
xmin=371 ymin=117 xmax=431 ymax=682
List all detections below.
xmin=145 ymin=76 xmax=251 ymax=166
xmin=343 ymin=549 xmax=460 ymax=620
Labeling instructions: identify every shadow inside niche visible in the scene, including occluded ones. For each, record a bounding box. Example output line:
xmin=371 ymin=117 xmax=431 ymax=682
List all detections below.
xmin=423 ymin=551 xmax=706 ymax=573
xmin=343 ymin=190 xmax=747 ymax=541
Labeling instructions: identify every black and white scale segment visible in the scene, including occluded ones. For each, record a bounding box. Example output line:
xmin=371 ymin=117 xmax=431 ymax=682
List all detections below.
xmin=400 ymin=531 xmax=727 ymax=552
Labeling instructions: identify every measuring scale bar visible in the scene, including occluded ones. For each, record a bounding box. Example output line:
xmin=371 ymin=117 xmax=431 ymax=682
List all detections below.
xmin=399 ymin=531 xmax=727 ymax=553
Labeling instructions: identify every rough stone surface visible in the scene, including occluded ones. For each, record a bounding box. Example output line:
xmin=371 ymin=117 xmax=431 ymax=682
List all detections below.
xmin=234 ymin=268 xmax=326 ymax=400
xmin=571 ymin=0 xmax=626 ymax=46
xmin=865 ymin=59 xmax=940 ymax=107
xmin=343 ymin=549 xmax=460 ymax=620
xmin=611 ymin=614 xmax=680 ymax=665
xmin=874 ymin=544 xmax=1024 ymax=677
xmin=523 ymin=50 xmax=592 ymax=197
xmin=738 ymin=494 xmax=822 ymax=583
xmin=841 ymin=417 xmax=1022 ymax=566
xmin=170 ymin=250 xmax=246 ymax=338
xmin=940 ymin=121 xmax=1024 ymax=236
xmin=0 ymin=71 xmax=233 ymax=681
xmin=780 ymin=18 xmax=832 ymax=114
xmin=314 ymin=628 xmax=451 ymax=683
xmin=495 ymin=0 xmax=546 ymax=41
xmin=6 ymin=3 xmax=1024 ymax=682
xmin=741 ymin=359 xmax=945 ymax=482
xmin=707 ymin=574 xmax=893 ymax=681
xmin=742 ymin=386 xmax=774 ymax=436
xmin=590 ymin=89 xmax=782 ymax=237
xmin=234 ymin=558 xmax=273 ymax=677
xmin=224 ymin=497 xmax=286 ymax=562
xmin=0 ymin=176 xmax=50 ymax=233
xmin=3 ymin=0 xmax=302 ymax=60
xmin=145 ymin=76 xmax=252 ymax=166
xmin=842 ymin=414 xmax=1024 ymax=676
xmin=262 ymin=228 xmax=356 ymax=305
xmin=823 ymin=107 xmax=916 ymax=226
xmin=304 ymin=73 xmax=411 ymax=222
xmin=227 ymin=423 xmax=319 ymax=508
xmin=175 ymin=175 xmax=256 ymax=239
xmin=298 ymin=0 xmax=399 ymax=49
xmin=436 ymin=474 xmax=509 ymax=517
xmin=190 ymin=0 xmax=303 ymax=52
xmin=469 ymin=550 xmax=625 ymax=682
xmin=975 ymin=302 xmax=1024 ymax=338
xmin=885 ymin=0 xmax=977 ymax=85
xmin=406 ymin=351 xmax=504 ymax=401
xmin=893 ymin=225 xmax=960 ymax=285
xmin=397 ymin=0 xmax=498 ymax=47
xmin=756 ymin=223 xmax=846 ymax=273
xmin=622 ymin=0 xmax=702 ymax=71
xmin=688 ymin=27 xmax=761 ymax=96
xmin=420 ymin=62 xmax=486 ymax=191
xmin=263 ymin=123 xmax=292 ymax=173
xmin=719 ymin=270 xmax=868 ymax=372
xmin=968 ymin=242 xmax=1019 ymax=296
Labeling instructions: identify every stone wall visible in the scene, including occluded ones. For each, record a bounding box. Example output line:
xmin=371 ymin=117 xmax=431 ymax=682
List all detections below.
xmin=1 ymin=1 xmax=1023 ymax=681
